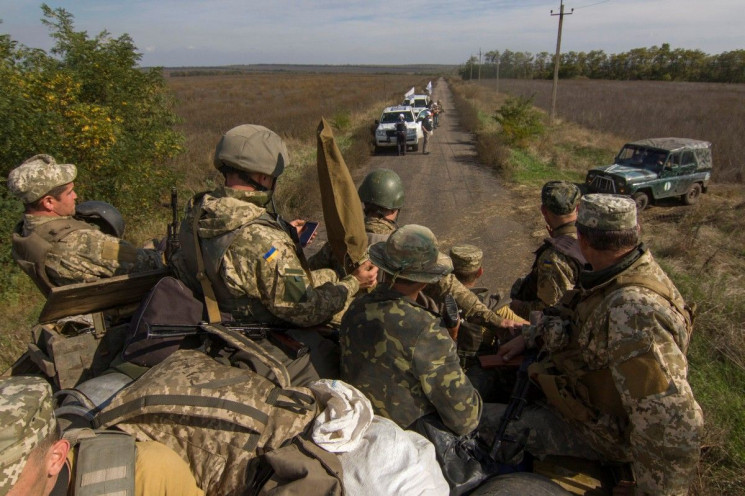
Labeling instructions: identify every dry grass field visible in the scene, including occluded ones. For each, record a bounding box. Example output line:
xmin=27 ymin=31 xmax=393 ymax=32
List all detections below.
xmin=480 ymin=78 xmax=745 ymax=183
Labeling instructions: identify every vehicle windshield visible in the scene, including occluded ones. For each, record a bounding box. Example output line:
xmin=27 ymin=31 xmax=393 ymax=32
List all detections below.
xmin=616 ymin=145 xmax=668 ymax=170
xmin=413 ymin=99 xmax=428 ymax=108
xmin=381 ymin=112 xmax=413 ymax=124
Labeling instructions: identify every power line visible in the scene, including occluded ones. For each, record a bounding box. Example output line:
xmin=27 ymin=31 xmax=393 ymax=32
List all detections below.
xmin=573 ymin=0 xmax=611 ymax=9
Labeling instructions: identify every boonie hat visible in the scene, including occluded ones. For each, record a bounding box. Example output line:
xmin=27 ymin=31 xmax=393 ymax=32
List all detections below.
xmin=450 ymin=244 xmax=483 ymax=275
xmin=369 ymin=224 xmax=452 ymax=283
xmin=0 ymin=376 xmax=56 ymax=494
xmin=7 ymin=154 xmax=77 ymax=204
xmin=542 ymin=181 xmax=581 ymax=215
xmin=577 ymin=194 xmax=637 ymax=231
xmin=213 ymin=124 xmax=289 ymax=178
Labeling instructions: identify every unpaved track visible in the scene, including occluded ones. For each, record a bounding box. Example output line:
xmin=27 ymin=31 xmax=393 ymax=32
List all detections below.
xmin=358 ymin=78 xmax=535 ymax=294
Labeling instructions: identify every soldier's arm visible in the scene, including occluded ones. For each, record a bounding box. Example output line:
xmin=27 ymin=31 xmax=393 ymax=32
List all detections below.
xmin=413 ymin=320 xmax=482 ymax=436
xmin=227 ymin=228 xmax=358 ymax=327
xmin=513 ymin=251 xmax=576 ymax=317
xmin=47 ymin=228 xmax=164 ymax=285
xmin=605 ymin=291 xmax=703 ymax=495
xmin=431 ymin=274 xmax=506 ymax=328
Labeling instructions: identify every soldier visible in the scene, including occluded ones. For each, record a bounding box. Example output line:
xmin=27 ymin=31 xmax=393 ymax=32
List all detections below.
xmin=493 ymin=194 xmax=703 ymax=495
xmin=509 ymin=180 xmax=586 ymax=319
xmin=0 ymin=376 xmax=203 ymax=496
xmin=356 ymin=168 xmax=524 ymax=334
xmin=340 ymin=224 xmax=482 ymax=436
xmin=7 ymin=154 xmax=164 ymax=295
xmin=171 ymin=124 xmax=377 ymax=382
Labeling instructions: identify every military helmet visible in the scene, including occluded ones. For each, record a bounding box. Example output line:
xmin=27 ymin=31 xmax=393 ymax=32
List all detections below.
xmin=75 ymin=201 xmax=125 ymax=238
xmin=358 ymin=168 xmax=405 ymax=210
xmin=369 ymin=224 xmax=452 ymax=284
xmin=213 ymin=124 xmax=289 ymax=178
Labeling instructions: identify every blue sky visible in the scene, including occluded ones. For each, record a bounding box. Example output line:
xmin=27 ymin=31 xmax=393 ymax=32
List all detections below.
xmin=1 ymin=1 xmax=743 ymax=67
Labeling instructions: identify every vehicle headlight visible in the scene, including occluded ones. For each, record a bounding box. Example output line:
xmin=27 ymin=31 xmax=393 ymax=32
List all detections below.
xmin=376 ymin=130 xmax=385 ymax=137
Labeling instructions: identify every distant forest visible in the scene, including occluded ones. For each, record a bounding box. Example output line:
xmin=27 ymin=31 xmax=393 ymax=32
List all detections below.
xmin=461 ymin=44 xmax=745 ymax=83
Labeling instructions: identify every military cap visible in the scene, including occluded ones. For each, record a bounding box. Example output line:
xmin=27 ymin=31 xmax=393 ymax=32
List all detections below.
xmin=541 ymin=180 xmax=581 ymax=215
xmin=369 ymin=224 xmax=453 ymax=284
xmin=213 ymin=124 xmax=289 ymax=178
xmin=0 ymin=376 xmax=56 ymax=494
xmin=449 ymin=244 xmax=483 ymax=275
xmin=7 ymin=154 xmax=77 ymax=204
xmin=577 ymin=194 xmax=637 ymax=231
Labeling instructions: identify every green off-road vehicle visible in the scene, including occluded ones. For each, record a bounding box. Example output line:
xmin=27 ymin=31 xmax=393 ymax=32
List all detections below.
xmin=585 ymin=138 xmax=712 ymax=210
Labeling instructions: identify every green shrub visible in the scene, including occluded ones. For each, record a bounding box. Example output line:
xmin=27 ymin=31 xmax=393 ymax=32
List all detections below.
xmin=493 ymin=95 xmax=545 ymax=147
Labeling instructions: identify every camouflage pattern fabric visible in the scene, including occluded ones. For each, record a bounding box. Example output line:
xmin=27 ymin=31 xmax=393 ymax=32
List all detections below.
xmin=21 ymin=214 xmax=164 ymax=287
xmin=541 ymin=181 xmax=581 ymax=215
xmin=510 ymin=223 xmax=583 ymax=319
xmin=449 ymin=244 xmax=482 ymax=276
xmin=340 ymin=285 xmax=482 ymax=436
xmin=577 ymin=194 xmax=636 ymax=231
xmin=7 ymin=154 xmax=76 ymax=203
xmin=522 ymin=246 xmax=702 ymax=495
xmin=364 ymin=215 xmax=397 ymax=235
xmin=0 ymin=376 xmax=55 ymax=493
xmin=184 ymin=186 xmax=358 ymax=327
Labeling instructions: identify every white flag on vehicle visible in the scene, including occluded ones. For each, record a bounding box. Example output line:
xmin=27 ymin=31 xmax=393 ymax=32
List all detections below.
xmin=404 ymin=86 xmax=415 ymax=98
xmin=426 ymin=81 xmax=432 ymax=94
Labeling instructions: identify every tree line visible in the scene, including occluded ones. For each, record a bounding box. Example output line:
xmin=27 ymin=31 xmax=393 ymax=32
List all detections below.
xmin=461 ymin=44 xmax=745 ymax=83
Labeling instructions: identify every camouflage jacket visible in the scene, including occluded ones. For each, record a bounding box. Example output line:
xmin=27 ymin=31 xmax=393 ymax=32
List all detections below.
xmin=510 ymin=222 xmax=584 ymax=319
xmin=340 ymin=285 xmax=482 ymax=435
xmin=364 ymin=216 xmax=397 ymax=235
xmin=17 ymin=214 xmax=163 ymax=288
xmin=174 ymin=186 xmax=358 ymax=327
xmin=524 ymin=246 xmax=702 ymax=495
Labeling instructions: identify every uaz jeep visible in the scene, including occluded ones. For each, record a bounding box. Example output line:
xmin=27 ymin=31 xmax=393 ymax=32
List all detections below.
xmin=374 ymin=106 xmax=423 ymax=153
xmin=585 ymin=138 xmax=712 ymax=210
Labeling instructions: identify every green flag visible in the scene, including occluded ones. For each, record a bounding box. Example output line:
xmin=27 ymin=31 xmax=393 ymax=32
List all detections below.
xmin=316 ymin=118 xmax=368 ymax=271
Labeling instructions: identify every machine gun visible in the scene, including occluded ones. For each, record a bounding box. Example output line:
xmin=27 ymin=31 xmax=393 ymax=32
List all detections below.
xmin=489 ymin=348 xmax=536 ymax=464
xmin=165 ymin=188 xmax=180 ymax=263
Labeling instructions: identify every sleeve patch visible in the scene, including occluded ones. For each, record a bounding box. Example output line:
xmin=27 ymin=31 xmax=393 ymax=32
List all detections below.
xmin=102 ymin=241 xmax=138 ymax=263
xmin=616 ymin=351 xmax=672 ymax=399
xmin=263 ymin=246 xmax=279 ymax=263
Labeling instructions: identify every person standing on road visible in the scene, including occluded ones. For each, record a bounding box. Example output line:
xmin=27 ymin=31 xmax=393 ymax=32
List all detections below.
xmin=509 ymin=181 xmax=586 ymax=319
xmin=421 ymin=112 xmax=433 ymax=155
xmin=492 ymin=194 xmax=703 ymax=495
xmin=395 ymin=114 xmax=407 ymax=156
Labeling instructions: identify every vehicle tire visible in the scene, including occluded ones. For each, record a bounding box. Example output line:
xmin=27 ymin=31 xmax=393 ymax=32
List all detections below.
xmin=683 ymin=183 xmax=702 ymax=205
xmin=632 ymin=191 xmax=649 ymax=211
xmin=412 ymin=142 xmax=419 ymax=152
xmin=374 ymin=146 xmax=381 ymax=155
xmin=469 ymin=473 xmax=571 ymax=496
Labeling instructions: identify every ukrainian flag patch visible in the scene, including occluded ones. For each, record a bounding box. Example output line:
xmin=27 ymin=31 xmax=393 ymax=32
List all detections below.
xmin=263 ymin=246 xmax=278 ymax=263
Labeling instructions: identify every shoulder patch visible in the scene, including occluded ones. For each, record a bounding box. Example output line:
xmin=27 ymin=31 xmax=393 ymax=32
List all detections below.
xmin=263 ymin=246 xmax=278 ymax=263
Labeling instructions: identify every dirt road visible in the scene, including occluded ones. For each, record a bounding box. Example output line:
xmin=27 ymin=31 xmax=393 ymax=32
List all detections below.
xmin=357 ymin=78 xmax=537 ymax=294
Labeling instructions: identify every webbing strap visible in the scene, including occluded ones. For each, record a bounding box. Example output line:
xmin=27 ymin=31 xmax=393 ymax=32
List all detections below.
xmin=190 ymin=198 xmax=222 ymax=324
xmin=93 ymin=393 xmax=269 ymax=430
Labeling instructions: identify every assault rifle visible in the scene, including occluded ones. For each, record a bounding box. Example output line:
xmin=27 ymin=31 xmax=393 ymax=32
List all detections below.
xmin=489 ymin=346 xmax=536 ymax=464
xmin=147 ymin=322 xmax=309 ymax=359
xmin=165 ymin=188 xmax=180 ymax=263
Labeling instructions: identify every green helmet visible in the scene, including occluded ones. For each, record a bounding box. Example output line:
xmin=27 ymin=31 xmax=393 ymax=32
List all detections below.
xmin=213 ymin=124 xmax=289 ymax=178
xmin=358 ymin=168 xmax=404 ymax=210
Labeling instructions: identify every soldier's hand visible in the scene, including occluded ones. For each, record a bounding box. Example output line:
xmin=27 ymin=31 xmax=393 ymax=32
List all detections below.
xmin=352 ymin=261 xmax=378 ymax=289
xmin=500 ymin=319 xmax=525 ymax=335
xmin=498 ymin=335 xmax=526 ymax=361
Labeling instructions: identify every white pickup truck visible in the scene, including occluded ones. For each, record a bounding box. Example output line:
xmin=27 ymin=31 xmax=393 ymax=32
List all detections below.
xmin=374 ymin=105 xmax=423 ymax=153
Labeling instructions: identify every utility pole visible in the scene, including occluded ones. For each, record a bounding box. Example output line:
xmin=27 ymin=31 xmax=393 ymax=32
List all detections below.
xmin=496 ymin=57 xmax=500 ymax=92
xmin=549 ymin=0 xmax=573 ymax=124
xmin=470 ymin=55 xmax=474 ymax=80
xmin=478 ymin=48 xmax=482 ymax=81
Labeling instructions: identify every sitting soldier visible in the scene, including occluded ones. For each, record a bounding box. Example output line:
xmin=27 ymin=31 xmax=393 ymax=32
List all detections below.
xmin=8 ymin=154 xmax=164 ymax=295
xmin=340 ymin=224 xmax=482 ymax=436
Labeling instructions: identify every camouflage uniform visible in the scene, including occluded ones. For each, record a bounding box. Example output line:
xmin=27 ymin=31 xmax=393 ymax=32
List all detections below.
xmin=7 ymin=154 xmax=163 ymax=292
xmin=494 ymin=195 xmax=702 ymax=495
xmin=340 ymin=225 xmax=482 ymax=436
xmin=175 ymin=185 xmax=357 ymax=327
xmin=510 ymin=181 xmax=585 ymax=319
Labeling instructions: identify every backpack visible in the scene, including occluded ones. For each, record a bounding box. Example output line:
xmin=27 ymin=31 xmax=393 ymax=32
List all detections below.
xmin=94 ymin=324 xmax=319 ymax=496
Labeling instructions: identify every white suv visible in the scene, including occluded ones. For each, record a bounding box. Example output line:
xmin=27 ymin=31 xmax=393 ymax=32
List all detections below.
xmin=402 ymin=94 xmax=431 ymax=117
xmin=374 ymin=105 xmax=423 ymax=153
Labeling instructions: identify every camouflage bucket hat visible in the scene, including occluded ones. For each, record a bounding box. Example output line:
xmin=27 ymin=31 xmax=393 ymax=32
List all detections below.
xmin=450 ymin=244 xmax=483 ymax=275
xmin=7 ymin=154 xmax=77 ymax=204
xmin=578 ymin=194 xmax=637 ymax=231
xmin=542 ymin=180 xmax=581 ymax=215
xmin=0 ymin=376 xmax=56 ymax=494
xmin=369 ymin=224 xmax=453 ymax=283
xmin=213 ymin=124 xmax=289 ymax=178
